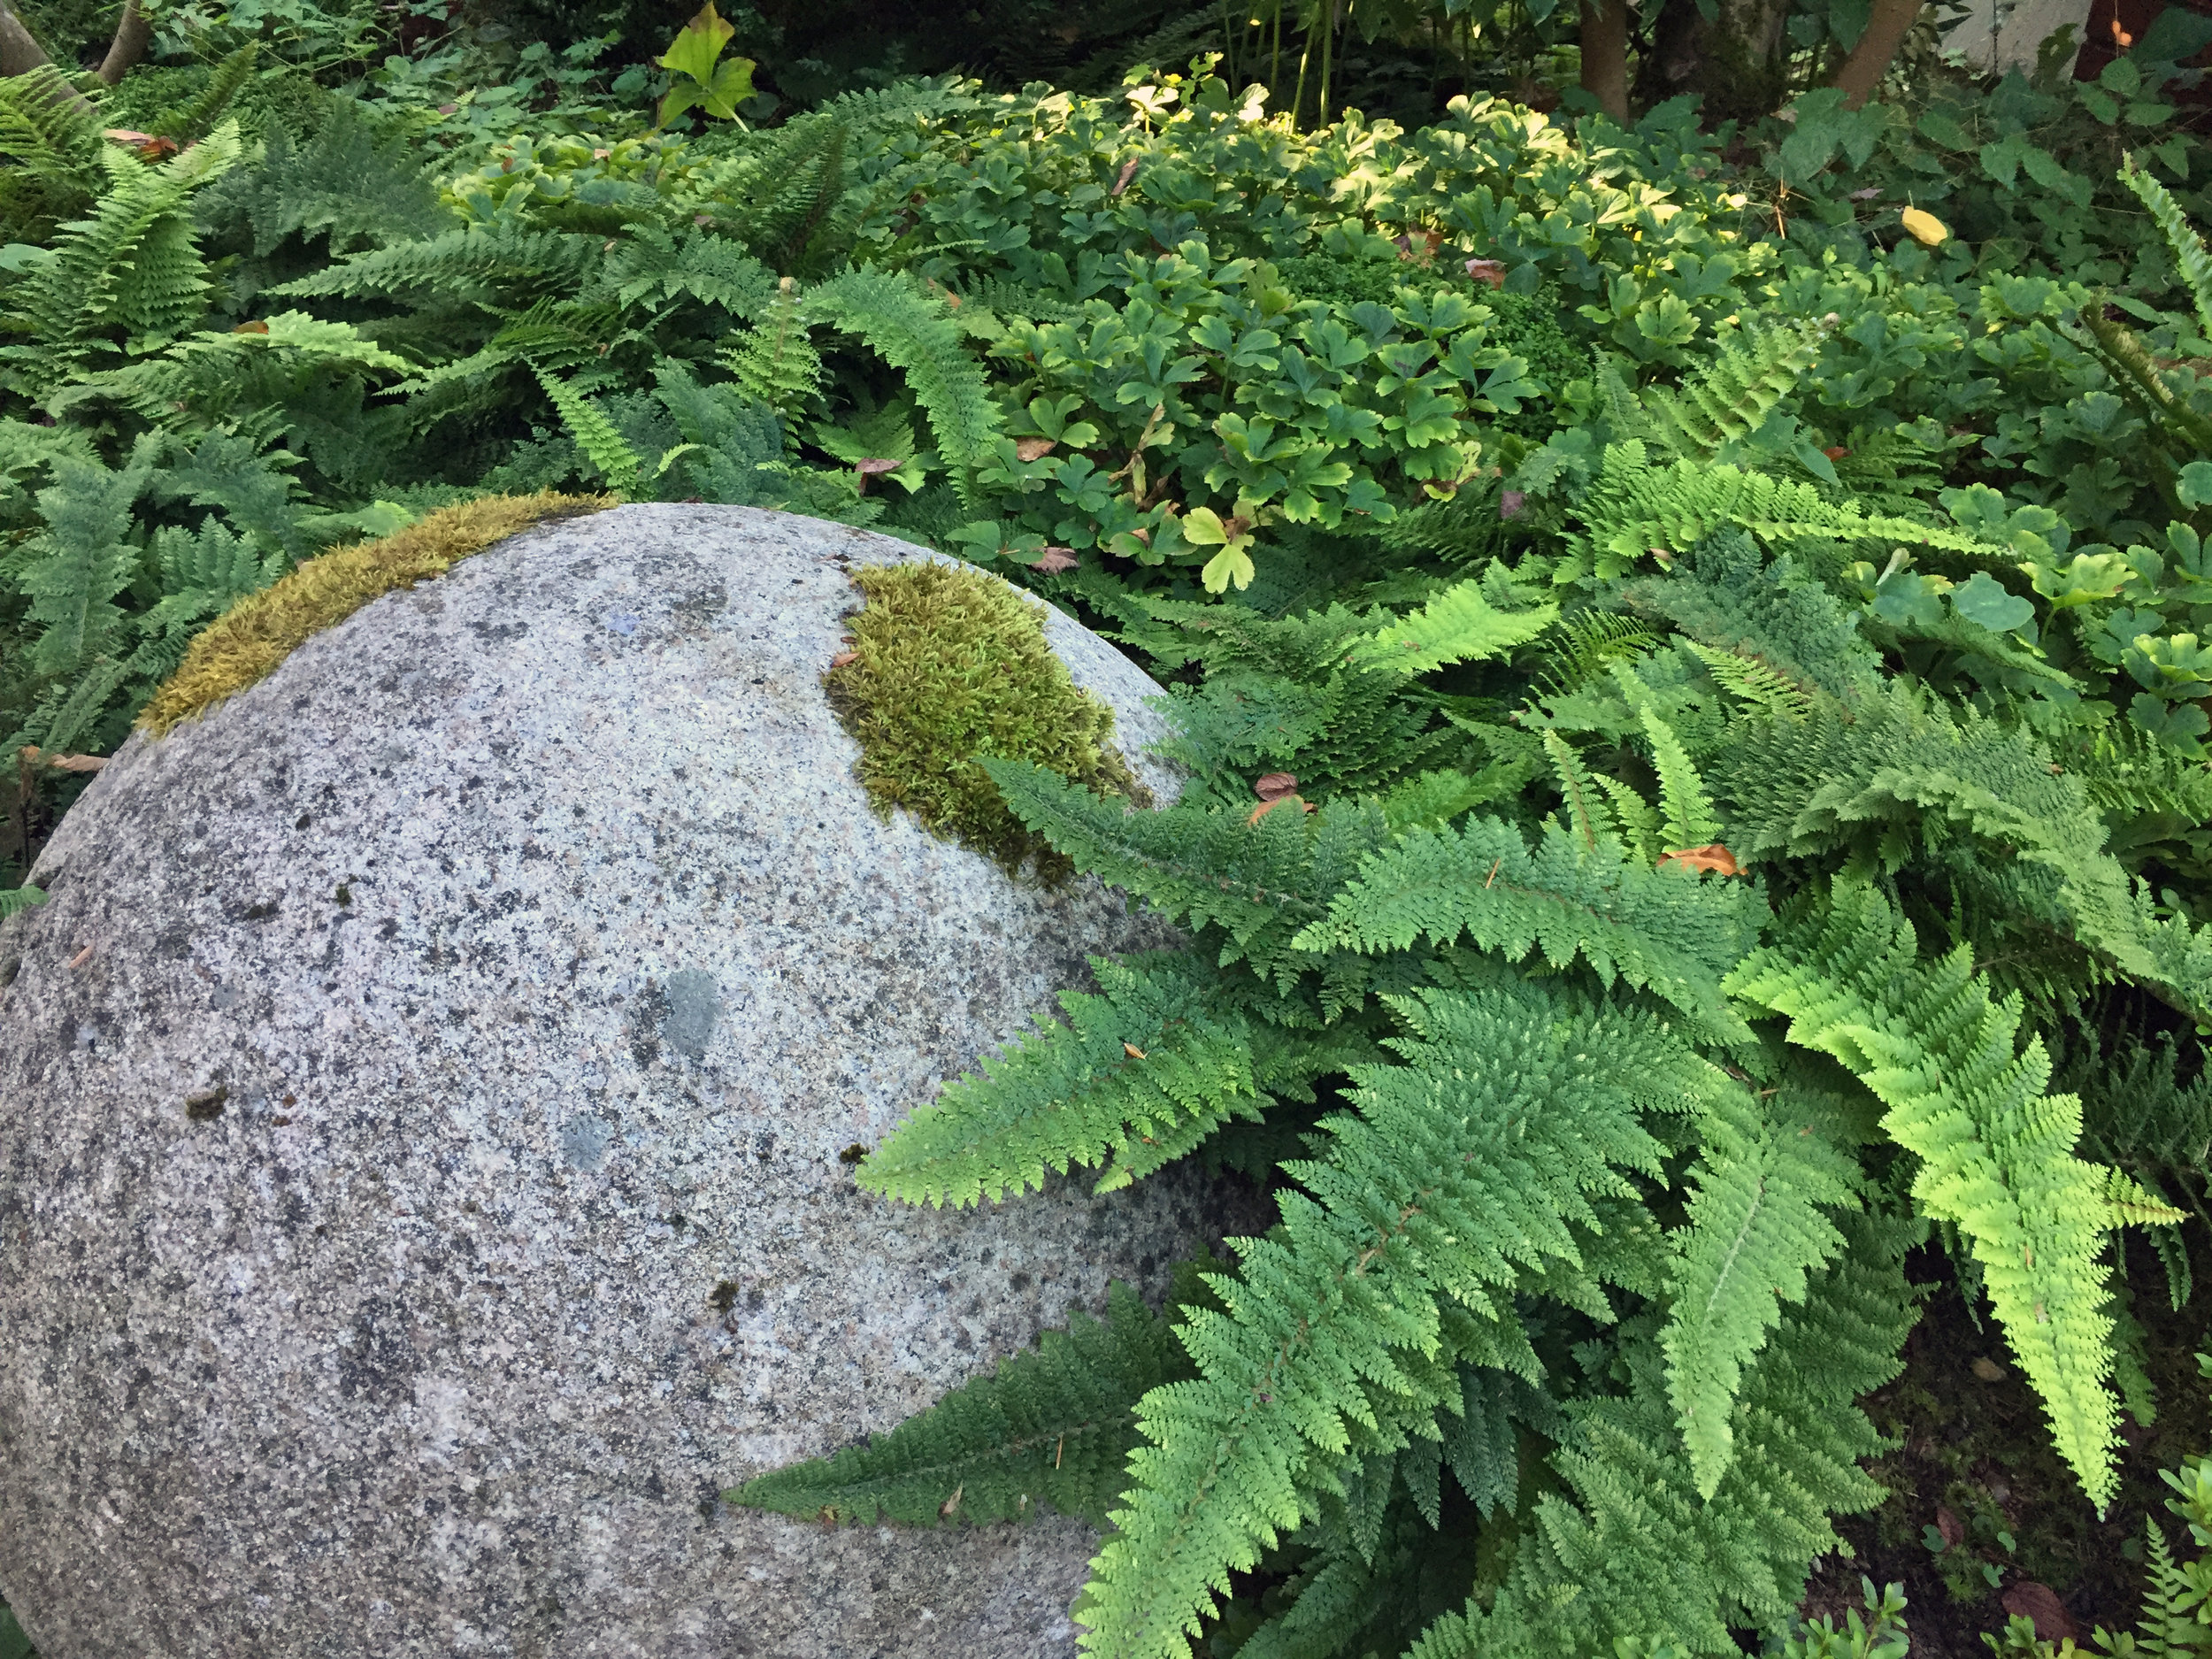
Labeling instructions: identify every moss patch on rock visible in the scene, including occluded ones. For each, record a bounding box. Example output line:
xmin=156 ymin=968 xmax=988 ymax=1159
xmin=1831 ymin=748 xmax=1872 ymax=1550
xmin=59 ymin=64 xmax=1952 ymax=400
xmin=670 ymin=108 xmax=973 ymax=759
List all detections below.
xmin=824 ymin=560 xmax=1149 ymax=878
xmin=141 ymin=491 xmax=611 ymax=735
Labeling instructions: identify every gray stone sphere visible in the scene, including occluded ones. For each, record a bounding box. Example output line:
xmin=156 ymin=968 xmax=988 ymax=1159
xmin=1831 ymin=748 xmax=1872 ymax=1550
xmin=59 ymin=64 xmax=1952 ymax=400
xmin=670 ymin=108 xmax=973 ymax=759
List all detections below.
xmin=0 ymin=505 xmax=1255 ymax=1659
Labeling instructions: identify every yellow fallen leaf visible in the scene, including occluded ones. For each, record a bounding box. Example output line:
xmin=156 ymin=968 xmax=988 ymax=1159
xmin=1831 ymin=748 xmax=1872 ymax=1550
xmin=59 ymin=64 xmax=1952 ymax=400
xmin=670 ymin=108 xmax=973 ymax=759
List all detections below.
xmin=1900 ymin=207 xmax=1948 ymax=247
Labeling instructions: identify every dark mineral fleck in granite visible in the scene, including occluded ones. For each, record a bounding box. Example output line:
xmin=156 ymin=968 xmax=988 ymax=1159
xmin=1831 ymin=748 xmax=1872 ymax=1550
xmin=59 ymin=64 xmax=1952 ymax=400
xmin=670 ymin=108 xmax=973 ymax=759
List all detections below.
xmin=0 ymin=504 xmax=1264 ymax=1659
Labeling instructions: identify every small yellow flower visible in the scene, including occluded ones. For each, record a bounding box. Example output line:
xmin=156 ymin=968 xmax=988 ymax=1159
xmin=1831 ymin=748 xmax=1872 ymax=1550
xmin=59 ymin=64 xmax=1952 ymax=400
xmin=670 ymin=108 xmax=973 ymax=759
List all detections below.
xmin=1901 ymin=206 xmax=1950 ymax=246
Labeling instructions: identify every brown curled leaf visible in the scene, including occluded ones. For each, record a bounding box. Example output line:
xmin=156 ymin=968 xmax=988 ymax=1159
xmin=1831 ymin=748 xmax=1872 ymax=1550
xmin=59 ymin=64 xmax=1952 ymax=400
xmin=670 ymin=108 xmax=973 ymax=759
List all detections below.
xmin=1031 ymin=549 xmax=1079 ymax=574
xmin=1253 ymin=772 xmax=1298 ymax=801
xmin=1014 ymin=437 xmax=1057 ymax=462
xmin=1655 ymin=843 xmax=1741 ymax=876
xmin=1123 ymin=1041 xmax=1147 ymax=1059
xmin=1247 ymin=793 xmax=1312 ymax=826
xmin=829 ymin=650 xmax=859 ymax=668
xmin=1112 ymin=156 xmax=1140 ymax=195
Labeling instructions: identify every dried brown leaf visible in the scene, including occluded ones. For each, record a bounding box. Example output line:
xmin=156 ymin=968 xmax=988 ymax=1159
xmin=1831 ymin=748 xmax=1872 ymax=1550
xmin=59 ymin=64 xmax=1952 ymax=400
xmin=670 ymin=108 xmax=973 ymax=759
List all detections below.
xmin=1656 ymin=843 xmax=1741 ymax=876
xmin=1014 ymin=437 xmax=1057 ymax=462
xmin=1123 ymin=1042 xmax=1147 ymax=1059
xmin=1253 ymin=772 xmax=1298 ymax=801
xmin=1247 ymin=793 xmax=1312 ymax=826
xmin=1031 ymin=549 xmax=1079 ymax=574
xmin=2001 ymin=1583 xmax=2077 ymax=1643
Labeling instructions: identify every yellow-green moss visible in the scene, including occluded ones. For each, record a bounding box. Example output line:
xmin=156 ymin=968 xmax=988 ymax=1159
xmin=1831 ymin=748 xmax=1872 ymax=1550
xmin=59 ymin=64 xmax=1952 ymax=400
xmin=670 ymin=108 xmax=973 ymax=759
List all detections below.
xmin=824 ymin=561 xmax=1149 ymax=878
xmin=140 ymin=492 xmax=611 ymax=735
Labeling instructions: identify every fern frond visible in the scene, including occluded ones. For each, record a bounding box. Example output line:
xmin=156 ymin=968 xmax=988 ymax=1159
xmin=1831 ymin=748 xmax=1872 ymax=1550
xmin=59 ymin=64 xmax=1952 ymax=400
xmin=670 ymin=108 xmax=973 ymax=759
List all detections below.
xmin=983 ymin=759 xmax=1394 ymax=982
xmin=952 ymin=273 xmax=1080 ymax=323
xmin=718 ymin=111 xmax=850 ymax=271
xmin=1710 ymin=684 xmax=2212 ymax=1018
xmin=589 ymin=223 xmax=776 ymax=317
xmin=5 ymin=123 xmax=240 ymax=378
xmin=18 ymin=438 xmax=161 ymax=677
xmin=1640 ymin=320 xmax=1829 ymax=461
xmin=1344 ymin=578 xmax=1557 ymax=678
xmin=1079 ymin=982 xmax=1710 ymax=1659
xmin=230 ymin=96 xmax=447 ymax=256
xmin=1617 ymin=529 xmax=1883 ymax=703
xmin=1636 ymin=703 xmax=1721 ymax=851
xmin=718 ymin=275 xmax=822 ymax=443
xmin=150 ymin=43 xmax=257 ymax=144
xmin=1725 ymin=880 xmax=2138 ymax=1511
xmin=0 ymin=65 xmax=100 ymax=189
xmin=1680 ymin=639 xmax=1816 ymax=719
xmin=2124 ymin=156 xmax=2212 ymax=344
xmin=1661 ymin=1078 xmax=1858 ymax=1497
xmin=807 ymin=266 xmax=1001 ymax=508
xmin=1542 ymin=727 xmax=1620 ymax=852
xmin=531 ymin=364 xmax=641 ymax=495
xmin=0 ymin=886 xmax=48 ymax=919
xmin=1411 ymin=1232 xmax=1916 ymax=1657
xmin=737 ymin=1279 xmax=1186 ymax=1529
xmin=1568 ymin=443 xmax=1994 ymax=583
xmin=860 ymin=950 xmax=1269 ymax=1207
xmin=1533 ymin=610 xmax=1661 ymax=700
xmin=271 ymin=225 xmax=599 ymax=302
xmin=1294 ymin=813 xmax=1766 ymax=1041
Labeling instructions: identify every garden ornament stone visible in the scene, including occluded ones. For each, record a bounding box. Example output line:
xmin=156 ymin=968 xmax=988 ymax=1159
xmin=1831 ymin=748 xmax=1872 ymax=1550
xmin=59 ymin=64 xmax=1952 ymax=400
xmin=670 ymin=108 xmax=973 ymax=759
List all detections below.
xmin=0 ymin=503 xmax=1254 ymax=1659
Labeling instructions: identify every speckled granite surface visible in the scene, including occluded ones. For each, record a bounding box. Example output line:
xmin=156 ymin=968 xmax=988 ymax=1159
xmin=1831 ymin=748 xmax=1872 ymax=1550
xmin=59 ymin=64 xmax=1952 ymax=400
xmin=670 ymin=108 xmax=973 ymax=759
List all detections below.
xmin=0 ymin=504 xmax=1261 ymax=1659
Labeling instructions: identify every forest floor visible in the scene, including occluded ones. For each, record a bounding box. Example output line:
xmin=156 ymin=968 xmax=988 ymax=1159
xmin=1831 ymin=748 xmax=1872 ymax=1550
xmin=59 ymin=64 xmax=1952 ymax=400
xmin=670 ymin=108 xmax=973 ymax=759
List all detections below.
xmin=1803 ymin=1239 xmax=2212 ymax=1653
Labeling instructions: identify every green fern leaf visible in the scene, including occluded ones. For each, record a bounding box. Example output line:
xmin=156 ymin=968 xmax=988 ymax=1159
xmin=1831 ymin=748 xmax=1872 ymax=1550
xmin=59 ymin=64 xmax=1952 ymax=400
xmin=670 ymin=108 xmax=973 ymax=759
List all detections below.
xmin=531 ymin=364 xmax=641 ymax=495
xmin=982 ymin=759 xmax=1394 ymax=982
xmin=1638 ymin=704 xmax=1721 ymax=851
xmin=1725 ymin=880 xmax=2137 ymax=1511
xmin=272 ymin=225 xmax=599 ymax=302
xmin=1640 ymin=319 xmax=1830 ymax=461
xmin=806 ymin=267 xmax=1002 ymax=509
xmin=1567 ymin=443 xmax=1995 ymax=583
xmin=0 ymin=885 xmax=48 ymax=919
xmin=718 ymin=275 xmax=823 ymax=444
xmin=1079 ymin=983 xmax=1711 ymax=1659
xmin=1660 ymin=1079 xmax=1857 ymax=1497
xmin=18 ymin=437 xmax=162 ymax=677
xmin=1294 ymin=814 xmax=1765 ymax=1041
xmin=1344 ymin=578 xmax=1557 ymax=678
xmin=860 ymin=951 xmax=1269 ymax=1207
xmin=2124 ymin=156 xmax=2212 ymax=344
xmin=736 ymin=1279 xmax=1187 ymax=1530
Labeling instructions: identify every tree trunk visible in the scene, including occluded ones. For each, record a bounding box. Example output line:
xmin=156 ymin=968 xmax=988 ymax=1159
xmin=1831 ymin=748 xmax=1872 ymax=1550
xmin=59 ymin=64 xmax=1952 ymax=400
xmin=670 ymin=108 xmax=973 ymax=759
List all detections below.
xmin=1830 ymin=0 xmax=1924 ymax=106
xmin=1631 ymin=0 xmax=1793 ymax=122
xmin=0 ymin=0 xmax=56 ymax=76
xmin=1579 ymin=0 xmax=1632 ymax=121
xmin=96 ymin=0 xmax=150 ymax=83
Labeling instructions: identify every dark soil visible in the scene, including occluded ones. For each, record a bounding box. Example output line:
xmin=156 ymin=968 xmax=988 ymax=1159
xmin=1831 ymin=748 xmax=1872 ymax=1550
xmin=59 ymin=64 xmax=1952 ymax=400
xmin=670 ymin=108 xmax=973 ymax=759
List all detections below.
xmin=1801 ymin=1237 xmax=2212 ymax=1655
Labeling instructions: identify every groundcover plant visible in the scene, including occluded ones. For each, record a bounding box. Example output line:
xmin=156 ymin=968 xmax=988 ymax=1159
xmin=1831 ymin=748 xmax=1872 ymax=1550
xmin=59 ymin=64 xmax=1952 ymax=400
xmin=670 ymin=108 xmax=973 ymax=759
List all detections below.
xmin=14 ymin=0 xmax=2212 ymax=1650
